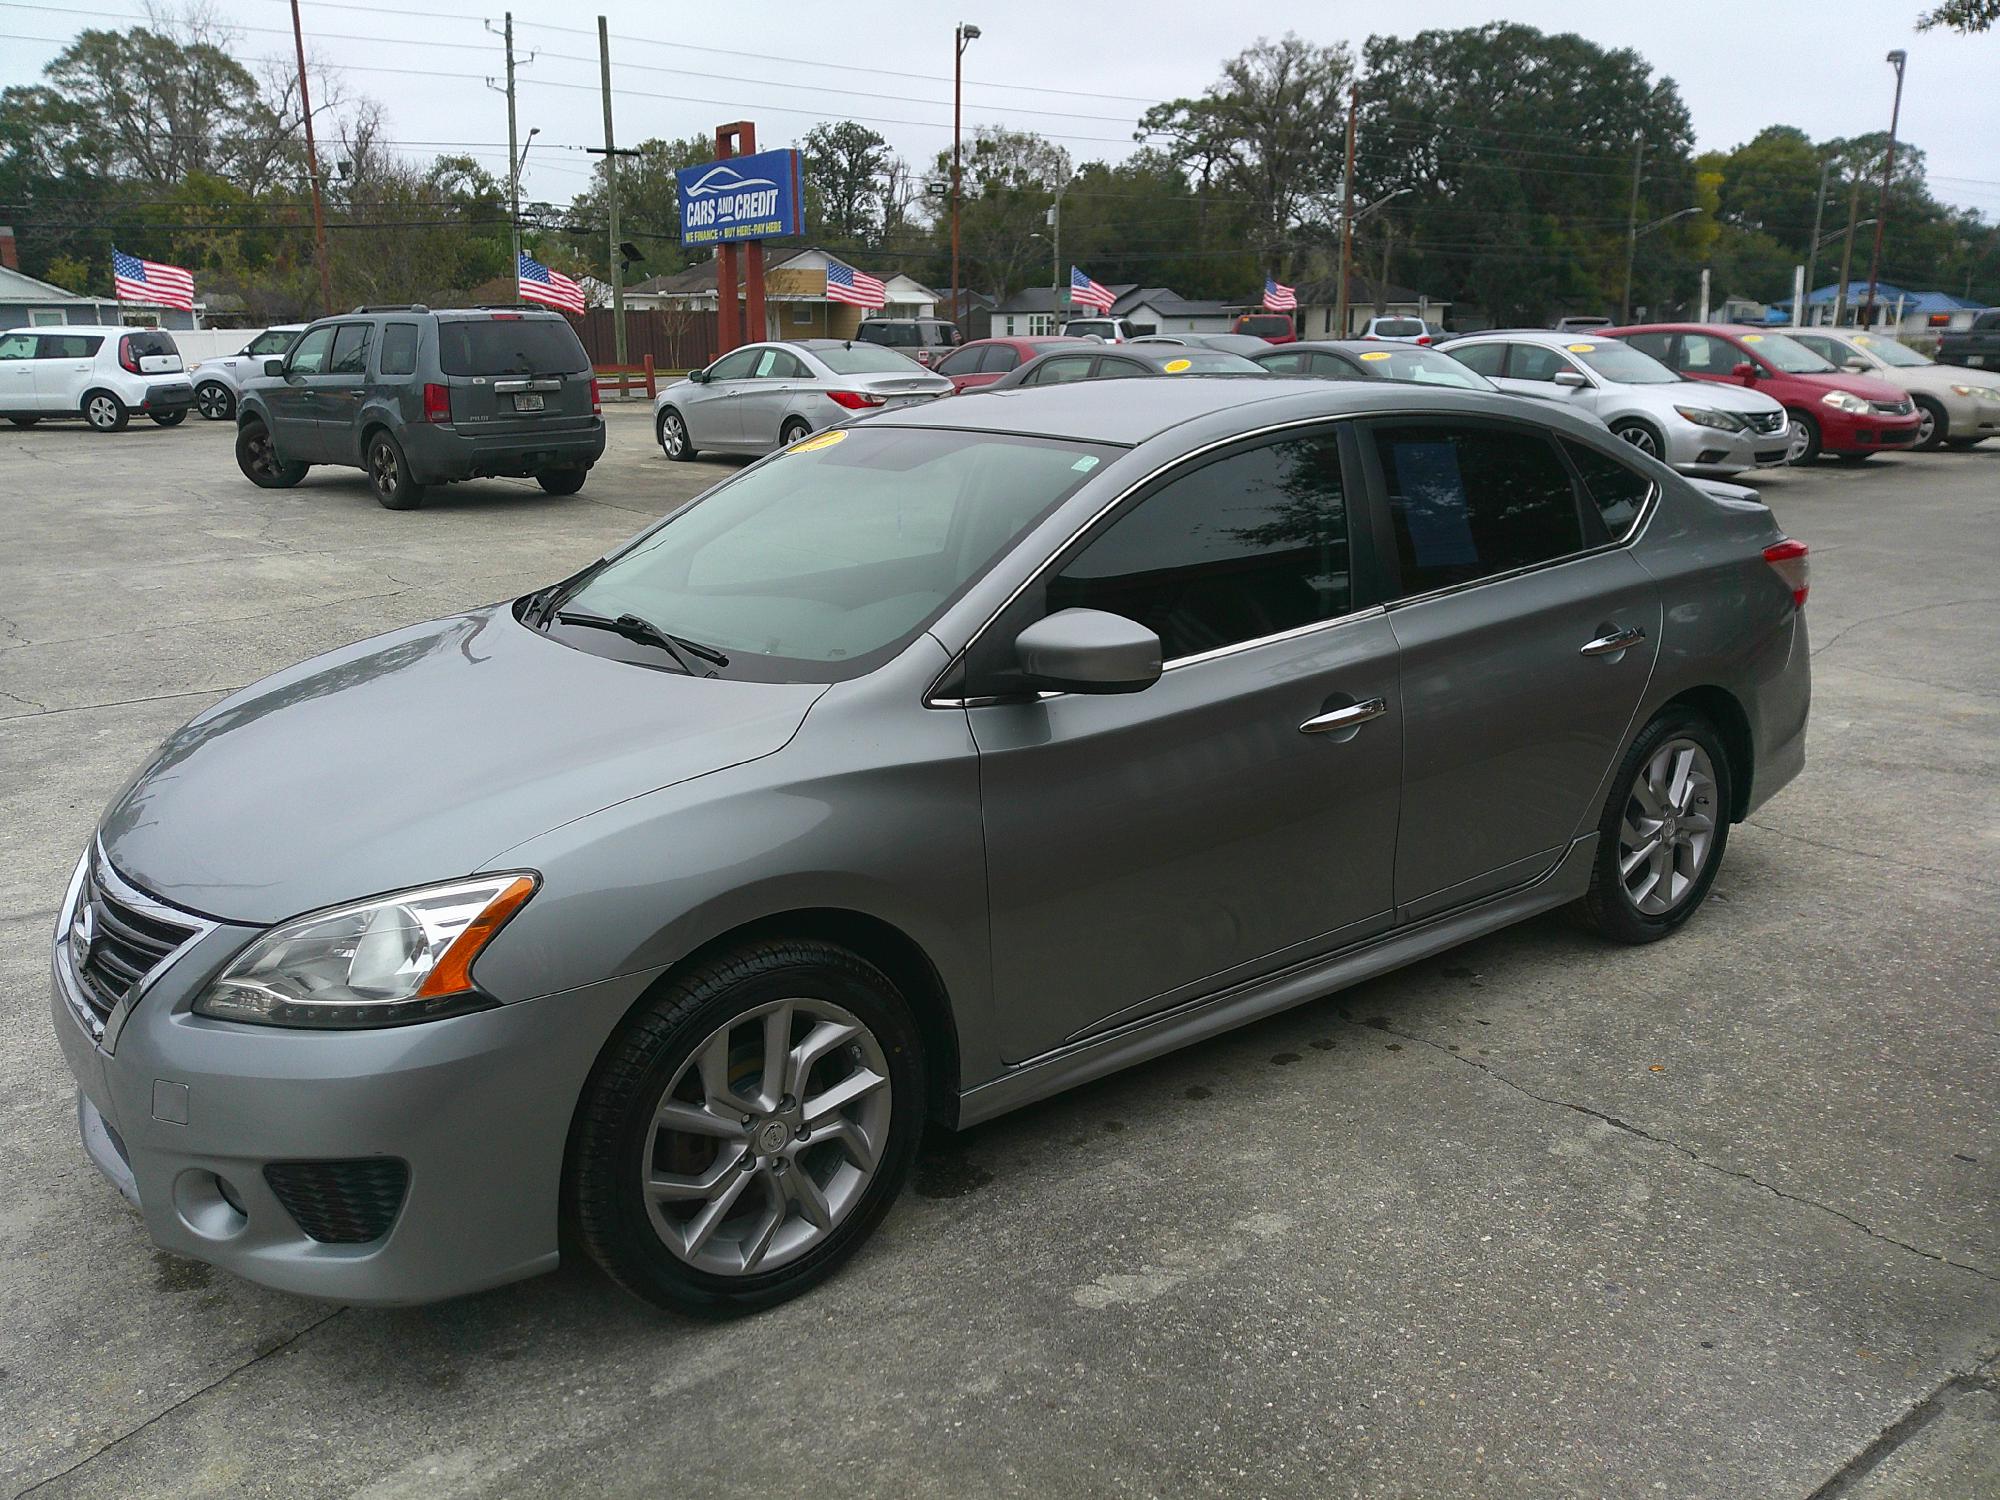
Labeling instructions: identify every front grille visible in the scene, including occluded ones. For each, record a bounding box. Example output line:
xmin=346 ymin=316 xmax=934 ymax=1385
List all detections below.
xmin=1871 ymin=398 xmax=1913 ymax=416
xmin=265 ymin=1159 xmax=410 ymax=1243
xmin=1746 ymin=411 xmax=1786 ymax=435
xmin=64 ymin=855 xmax=203 ymax=1036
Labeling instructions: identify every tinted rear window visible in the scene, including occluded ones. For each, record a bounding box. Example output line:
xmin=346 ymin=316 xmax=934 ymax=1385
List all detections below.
xmin=437 ymin=317 xmax=589 ymax=375
xmin=1372 ymin=319 xmax=1426 ymax=337
xmin=859 ymin=323 xmax=920 ymax=347
xmin=124 ymin=330 xmax=179 ymax=358
xmin=1236 ymin=315 xmax=1293 ymax=336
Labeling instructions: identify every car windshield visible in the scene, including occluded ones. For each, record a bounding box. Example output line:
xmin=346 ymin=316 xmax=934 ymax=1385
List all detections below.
xmin=438 ymin=318 xmax=589 ymax=375
xmin=552 ymin=428 xmax=1114 ymax=680
xmin=1739 ymin=332 xmax=1833 ymax=374
xmin=1567 ymin=340 xmax=1678 ymax=385
xmin=816 ymin=343 xmax=924 ymax=374
xmin=1359 ymin=348 xmax=1493 ymax=390
xmin=1848 ymin=334 xmax=1929 ymax=367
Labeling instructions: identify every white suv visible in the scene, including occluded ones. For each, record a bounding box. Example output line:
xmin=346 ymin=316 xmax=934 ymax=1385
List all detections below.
xmin=1061 ymin=317 xmax=1146 ymax=344
xmin=0 ymin=326 xmax=195 ymax=431
xmin=190 ymin=325 xmax=306 ymax=420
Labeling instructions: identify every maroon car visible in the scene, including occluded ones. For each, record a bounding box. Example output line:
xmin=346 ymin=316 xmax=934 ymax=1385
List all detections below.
xmin=1603 ymin=323 xmax=1921 ymax=464
xmin=932 ymin=336 xmax=1094 ymax=394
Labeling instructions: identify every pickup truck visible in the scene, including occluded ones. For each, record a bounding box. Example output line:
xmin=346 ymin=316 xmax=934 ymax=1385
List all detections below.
xmin=1936 ymin=309 xmax=2000 ymax=370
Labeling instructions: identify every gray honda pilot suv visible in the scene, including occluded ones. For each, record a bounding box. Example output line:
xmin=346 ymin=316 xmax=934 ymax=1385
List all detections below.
xmin=234 ymin=305 xmax=606 ymax=508
xmin=54 ymin=378 xmax=1809 ymax=1314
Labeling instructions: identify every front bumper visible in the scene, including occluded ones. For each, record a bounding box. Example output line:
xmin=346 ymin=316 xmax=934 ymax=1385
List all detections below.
xmin=51 ymin=889 xmax=654 ymax=1306
xmin=1664 ymin=420 xmax=1767 ymax=475
xmin=1944 ymin=393 xmax=2000 ymax=440
xmin=402 ymin=417 xmax=607 ymax=483
xmin=1817 ymin=405 xmax=1921 ymax=453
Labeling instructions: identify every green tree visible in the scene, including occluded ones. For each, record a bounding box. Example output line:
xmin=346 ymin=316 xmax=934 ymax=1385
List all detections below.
xmin=563 ymin=132 xmax=714 ymax=280
xmin=800 ymin=121 xmax=890 ymax=248
xmin=1918 ymin=0 xmax=2000 ymax=29
xmin=928 ymin=126 xmax=1072 ymax=298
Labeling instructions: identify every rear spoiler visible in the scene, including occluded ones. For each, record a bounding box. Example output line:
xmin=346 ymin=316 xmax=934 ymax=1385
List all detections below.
xmin=1689 ymin=476 xmax=1765 ymax=510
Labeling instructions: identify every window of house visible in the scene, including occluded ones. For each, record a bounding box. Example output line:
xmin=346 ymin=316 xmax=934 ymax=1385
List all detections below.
xmin=1370 ymin=424 xmax=1588 ymax=597
xmin=792 ymin=304 xmax=815 ymax=325
xmin=29 ymin=309 xmax=65 ymax=327
xmin=1045 ymin=434 xmax=1352 ymax=661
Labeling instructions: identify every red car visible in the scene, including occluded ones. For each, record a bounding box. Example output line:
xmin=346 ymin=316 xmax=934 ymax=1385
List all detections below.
xmin=1603 ymin=323 xmax=1922 ymax=464
xmin=932 ymin=336 xmax=1094 ymax=394
xmin=1233 ymin=312 xmax=1297 ymax=344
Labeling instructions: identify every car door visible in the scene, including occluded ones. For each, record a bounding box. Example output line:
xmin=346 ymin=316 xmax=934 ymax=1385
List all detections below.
xmin=0 ymin=332 xmax=39 ymax=411
xmin=32 ymin=332 xmax=100 ymax=412
xmin=1357 ymin=418 xmax=1661 ymax=917
xmin=967 ymin=427 xmax=1404 ymax=1062
xmin=312 ymin=322 xmax=372 ymax=464
xmin=733 ymin=347 xmax=808 ymax=449
xmin=266 ymin=325 xmax=333 ymax=461
xmin=682 ymin=346 xmax=760 ymax=447
xmin=1491 ymin=342 xmax=1597 ymax=414
xmin=1666 ymin=331 xmax=1744 ymax=389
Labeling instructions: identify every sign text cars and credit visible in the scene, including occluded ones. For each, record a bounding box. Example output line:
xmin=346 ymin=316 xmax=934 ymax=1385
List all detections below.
xmin=675 ymin=152 xmax=806 ymax=247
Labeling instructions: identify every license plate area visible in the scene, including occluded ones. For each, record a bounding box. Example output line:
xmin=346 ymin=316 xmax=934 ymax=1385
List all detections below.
xmin=513 ymin=393 xmax=545 ymax=412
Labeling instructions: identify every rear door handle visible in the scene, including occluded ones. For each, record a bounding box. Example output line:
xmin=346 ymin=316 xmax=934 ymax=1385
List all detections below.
xmin=1580 ymin=625 xmax=1647 ymax=656
xmin=1298 ymin=697 xmax=1388 ymax=735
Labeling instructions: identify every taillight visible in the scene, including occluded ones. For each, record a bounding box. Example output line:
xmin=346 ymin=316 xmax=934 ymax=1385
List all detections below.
xmin=423 ymin=382 xmax=451 ymax=424
xmin=1415 ymin=335 xmax=1432 ymax=345
xmin=826 ymin=390 xmax=887 ymax=410
xmin=1764 ymin=538 xmax=1809 ymax=608
xmin=118 ymin=335 xmax=140 ymax=374
xmin=588 ymin=377 xmax=602 ymax=415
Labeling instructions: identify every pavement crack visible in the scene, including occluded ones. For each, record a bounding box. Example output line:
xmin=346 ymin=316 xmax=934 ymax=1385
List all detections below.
xmin=1344 ymin=1015 xmax=2000 ymax=1285
xmin=0 ymin=687 xmax=231 ymax=724
xmin=1802 ymin=1357 xmax=2000 ymax=1499
xmin=1810 ymin=595 xmax=2000 ymax=658
xmin=1742 ymin=820 xmax=2000 ymax=896
xmin=12 ymin=1307 xmax=346 ymax=1498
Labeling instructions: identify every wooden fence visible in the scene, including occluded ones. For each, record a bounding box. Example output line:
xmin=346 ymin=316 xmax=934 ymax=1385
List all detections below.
xmin=575 ymin=309 xmax=718 ymax=375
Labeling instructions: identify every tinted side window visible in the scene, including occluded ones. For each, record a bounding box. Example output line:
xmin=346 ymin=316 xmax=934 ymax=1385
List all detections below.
xmin=935 ymin=346 xmax=984 ymax=376
xmin=1508 ymin=344 xmax=1574 ymax=382
xmin=1621 ymin=332 xmax=1673 ymax=364
xmin=1448 ymin=343 xmax=1506 ymax=377
xmin=0 ymin=333 xmax=35 ymax=360
xmin=379 ymin=322 xmax=419 ymax=376
xmin=36 ymin=334 xmax=101 ymax=358
xmin=1030 ymin=355 xmax=1094 ymax=385
xmin=1308 ymin=353 xmax=1363 ymax=379
xmin=981 ymin=345 xmax=1020 ymax=373
xmin=1676 ymin=334 xmax=1734 ymax=374
xmin=1094 ymin=359 xmax=1146 ymax=380
xmin=706 ymin=348 xmax=761 ymax=380
xmin=1563 ymin=440 xmax=1653 ymax=540
xmin=287 ymin=326 xmax=335 ymax=375
xmin=248 ymin=328 xmax=298 ymax=356
xmin=1048 ymin=436 xmax=1351 ymax=660
xmin=329 ymin=323 xmax=370 ymax=375
xmin=1372 ymin=424 xmax=1587 ymax=596
xmin=1257 ymin=350 xmax=1308 ymax=374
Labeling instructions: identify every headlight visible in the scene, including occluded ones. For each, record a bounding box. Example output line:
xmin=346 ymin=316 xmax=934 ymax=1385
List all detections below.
xmin=1821 ymin=390 xmax=1871 ymax=414
xmin=1950 ymin=383 xmax=2000 ymax=400
xmin=1673 ymin=406 xmax=1745 ymax=432
xmin=193 ymin=874 xmax=537 ymax=1028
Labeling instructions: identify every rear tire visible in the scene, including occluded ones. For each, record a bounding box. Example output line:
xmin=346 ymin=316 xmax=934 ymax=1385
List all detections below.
xmin=235 ymin=419 xmax=307 ymax=488
xmin=657 ymin=406 xmax=696 ymax=461
xmin=7 ymin=416 xmax=38 ymax=428
xmin=196 ymin=382 xmax=235 ymax=421
xmin=149 ymin=409 xmax=187 ymax=427
xmin=780 ymin=417 xmax=811 ymax=448
xmin=1783 ymin=411 xmax=1820 ymax=464
xmin=568 ymin=939 xmax=924 ymax=1315
xmin=1944 ymin=436 xmax=1986 ymax=449
xmin=82 ymin=390 xmax=128 ymax=432
xmin=366 ymin=429 xmax=425 ymax=510
xmin=536 ymin=468 xmax=588 ymax=495
xmin=1575 ymin=708 xmax=1733 ymax=945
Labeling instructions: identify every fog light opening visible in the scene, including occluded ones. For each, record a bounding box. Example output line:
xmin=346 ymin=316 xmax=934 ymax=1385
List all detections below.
xmin=173 ymin=1169 xmax=249 ymax=1240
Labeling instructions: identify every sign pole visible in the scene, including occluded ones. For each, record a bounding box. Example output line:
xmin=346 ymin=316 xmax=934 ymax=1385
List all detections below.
xmin=597 ymin=17 xmax=625 ymax=364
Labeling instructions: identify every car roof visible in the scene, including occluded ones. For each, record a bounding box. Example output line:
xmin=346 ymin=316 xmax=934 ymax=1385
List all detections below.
xmin=1443 ymin=330 xmax=1603 ymax=347
xmin=8 ymin=325 xmax=144 ymax=336
xmin=872 ymin=375 xmax=1589 ymax=447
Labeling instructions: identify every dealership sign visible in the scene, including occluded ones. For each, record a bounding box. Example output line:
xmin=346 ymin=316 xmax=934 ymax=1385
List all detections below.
xmin=675 ymin=150 xmax=805 ymax=247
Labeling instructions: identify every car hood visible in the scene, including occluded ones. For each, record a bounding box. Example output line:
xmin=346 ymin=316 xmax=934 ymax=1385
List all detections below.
xmin=99 ymin=606 xmax=825 ymax=924
xmin=1877 ymin=363 xmax=1991 ymax=396
xmin=1661 ymin=382 xmax=1784 ymax=415
xmin=1779 ymin=369 xmax=1909 ymax=403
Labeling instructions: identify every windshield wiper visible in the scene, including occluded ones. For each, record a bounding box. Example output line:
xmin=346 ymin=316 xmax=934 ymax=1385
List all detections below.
xmin=555 ymin=610 xmax=729 ymax=676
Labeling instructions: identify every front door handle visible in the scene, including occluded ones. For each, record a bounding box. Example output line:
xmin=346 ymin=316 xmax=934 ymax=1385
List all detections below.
xmin=1580 ymin=625 xmax=1647 ymax=657
xmin=1298 ymin=697 xmax=1388 ymax=735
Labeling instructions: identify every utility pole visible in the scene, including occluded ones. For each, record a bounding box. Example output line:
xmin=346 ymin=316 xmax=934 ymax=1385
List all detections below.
xmin=1621 ymin=131 xmax=1645 ymax=322
xmin=1862 ymin=49 xmax=1907 ymax=330
xmin=1335 ymin=86 xmax=1357 ymax=338
xmin=485 ymin=13 xmax=532 ymax=275
xmin=1833 ymin=177 xmax=1862 ymax=326
xmin=1802 ymin=157 xmax=1830 ymax=327
xmin=596 ymin=16 xmax=627 ymax=364
xmin=288 ymin=0 xmax=333 ymax=314
xmin=951 ymin=23 xmax=981 ymax=330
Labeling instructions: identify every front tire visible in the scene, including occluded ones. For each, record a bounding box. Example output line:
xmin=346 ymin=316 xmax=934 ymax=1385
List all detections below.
xmin=568 ymin=939 xmax=924 ymax=1315
xmin=657 ymin=406 xmax=696 ymax=461
xmin=1575 ymin=709 xmax=1732 ymax=945
xmin=196 ymin=382 xmax=235 ymax=421
xmin=82 ymin=390 xmax=128 ymax=432
xmin=366 ymin=429 xmax=425 ymax=510
xmin=1610 ymin=419 xmax=1664 ymax=462
xmin=536 ymin=468 xmax=587 ymax=495
xmin=235 ymin=420 xmax=307 ymax=487
xmin=1784 ymin=411 xmax=1820 ymax=465
xmin=1911 ymin=396 xmax=1946 ymax=451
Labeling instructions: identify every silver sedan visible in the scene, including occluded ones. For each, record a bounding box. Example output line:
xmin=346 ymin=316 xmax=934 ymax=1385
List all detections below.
xmin=654 ymin=340 xmax=952 ymax=460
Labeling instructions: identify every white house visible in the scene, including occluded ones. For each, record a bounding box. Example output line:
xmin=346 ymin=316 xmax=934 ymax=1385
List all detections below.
xmin=626 ymin=248 xmax=937 ymax=340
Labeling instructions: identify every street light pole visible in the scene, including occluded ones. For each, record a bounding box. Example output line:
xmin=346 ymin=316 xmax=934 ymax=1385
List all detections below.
xmin=1334 ymin=86 xmax=1357 ymax=338
xmin=1861 ymin=49 xmax=1907 ymax=330
xmin=1621 ymin=130 xmax=1645 ymax=322
xmin=951 ymin=22 xmax=980 ymax=329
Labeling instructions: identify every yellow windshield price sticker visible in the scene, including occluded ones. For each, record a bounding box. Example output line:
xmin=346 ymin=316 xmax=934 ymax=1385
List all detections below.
xmin=1853 ymin=335 xmax=1873 ymax=345
xmin=1164 ymin=358 xmax=1193 ymax=373
xmin=1742 ymin=334 xmax=1764 ymax=343
xmin=1566 ymin=342 xmax=1598 ymax=352
xmin=1359 ymin=350 xmax=1391 ymax=361
xmin=790 ymin=430 xmax=846 ymax=453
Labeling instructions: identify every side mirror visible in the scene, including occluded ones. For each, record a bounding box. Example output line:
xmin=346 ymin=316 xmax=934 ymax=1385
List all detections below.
xmin=1012 ymin=609 xmax=1161 ymax=695
xmin=1552 ymin=369 xmax=1589 ymax=389
xmin=1731 ymin=361 xmax=1756 ymax=379
xmin=263 ymin=358 xmax=286 ymax=377
xmin=1843 ymin=357 xmax=1869 ymax=373
xmin=688 ymin=366 xmax=709 ymax=384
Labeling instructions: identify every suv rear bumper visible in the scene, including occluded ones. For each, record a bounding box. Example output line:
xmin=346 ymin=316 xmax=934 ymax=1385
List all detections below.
xmin=140 ymin=381 xmax=195 ymax=413
xmin=402 ymin=418 xmax=605 ymax=483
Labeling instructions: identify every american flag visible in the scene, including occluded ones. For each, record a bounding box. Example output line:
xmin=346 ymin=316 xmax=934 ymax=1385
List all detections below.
xmin=825 ymin=259 xmax=886 ymax=308
xmin=112 ymin=249 xmax=195 ymax=311
xmin=1263 ymin=277 xmax=1298 ymax=312
xmin=518 ymin=252 xmax=586 ymax=315
xmin=1070 ymin=265 xmax=1115 ymax=312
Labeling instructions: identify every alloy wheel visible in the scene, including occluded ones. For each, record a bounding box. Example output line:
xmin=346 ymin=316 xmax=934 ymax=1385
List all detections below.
xmin=87 ymin=396 xmax=120 ymax=430
xmin=197 ymin=384 xmax=232 ymax=420
xmin=1618 ymin=738 xmax=1719 ymax=917
xmin=370 ymin=439 xmax=398 ymax=495
xmin=641 ymin=998 xmax=891 ymax=1277
xmin=1617 ymin=425 xmax=1660 ymax=458
xmin=1915 ymin=406 xmax=1937 ymax=447
xmin=661 ymin=412 xmax=685 ymax=457
xmin=244 ymin=428 xmax=276 ymax=477
xmin=1785 ymin=423 xmax=1812 ymax=463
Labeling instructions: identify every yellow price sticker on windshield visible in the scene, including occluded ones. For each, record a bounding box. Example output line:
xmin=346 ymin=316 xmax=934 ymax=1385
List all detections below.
xmin=1853 ymin=335 xmax=1873 ymax=345
xmin=1742 ymin=334 xmax=1764 ymax=343
xmin=1359 ymin=350 xmax=1391 ymax=361
xmin=1566 ymin=342 xmax=1598 ymax=353
xmin=1163 ymin=358 xmax=1193 ymax=373
xmin=789 ymin=430 xmax=846 ymax=453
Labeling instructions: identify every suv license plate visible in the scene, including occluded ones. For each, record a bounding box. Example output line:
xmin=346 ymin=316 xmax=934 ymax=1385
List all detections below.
xmin=513 ymin=393 xmax=545 ymax=412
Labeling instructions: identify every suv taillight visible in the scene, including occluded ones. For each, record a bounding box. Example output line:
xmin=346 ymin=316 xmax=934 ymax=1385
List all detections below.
xmin=423 ymin=382 xmax=451 ymax=424
xmin=588 ymin=377 xmax=602 ymax=415
xmin=826 ymin=390 xmax=887 ymax=410
xmin=1764 ymin=538 xmax=1809 ymax=608
xmin=118 ymin=335 xmax=140 ymax=374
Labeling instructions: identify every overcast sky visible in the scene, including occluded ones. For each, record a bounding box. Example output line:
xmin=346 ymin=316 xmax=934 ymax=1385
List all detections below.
xmin=4 ymin=0 xmax=1997 ymax=221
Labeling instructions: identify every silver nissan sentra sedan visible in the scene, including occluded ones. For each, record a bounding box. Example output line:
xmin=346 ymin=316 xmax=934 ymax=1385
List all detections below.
xmin=52 ymin=378 xmax=1811 ymax=1314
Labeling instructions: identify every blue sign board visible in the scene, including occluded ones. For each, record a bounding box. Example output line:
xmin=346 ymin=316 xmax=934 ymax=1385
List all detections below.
xmin=675 ymin=149 xmax=806 ymax=247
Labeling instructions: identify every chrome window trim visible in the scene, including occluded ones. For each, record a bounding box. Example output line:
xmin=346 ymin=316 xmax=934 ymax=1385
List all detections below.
xmin=54 ymin=840 xmax=220 ymax=1053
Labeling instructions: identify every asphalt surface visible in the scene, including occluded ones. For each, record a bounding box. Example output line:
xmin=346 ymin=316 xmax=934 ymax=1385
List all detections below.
xmin=1 ymin=406 xmax=1994 ymax=1499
